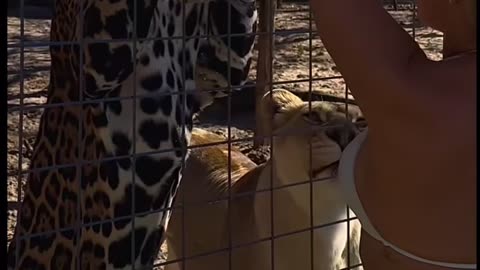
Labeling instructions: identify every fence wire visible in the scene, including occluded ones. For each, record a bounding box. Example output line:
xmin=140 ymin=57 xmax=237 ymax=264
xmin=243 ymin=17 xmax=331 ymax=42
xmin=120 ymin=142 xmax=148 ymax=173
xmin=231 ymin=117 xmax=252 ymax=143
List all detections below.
xmin=6 ymin=0 xmax=424 ymax=270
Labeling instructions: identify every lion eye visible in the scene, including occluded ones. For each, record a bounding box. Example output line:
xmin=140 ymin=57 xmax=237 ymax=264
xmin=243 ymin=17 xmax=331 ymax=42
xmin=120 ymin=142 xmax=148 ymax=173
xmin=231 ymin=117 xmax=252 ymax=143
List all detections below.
xmin=302 ymin=112 xmax=324 ymax=124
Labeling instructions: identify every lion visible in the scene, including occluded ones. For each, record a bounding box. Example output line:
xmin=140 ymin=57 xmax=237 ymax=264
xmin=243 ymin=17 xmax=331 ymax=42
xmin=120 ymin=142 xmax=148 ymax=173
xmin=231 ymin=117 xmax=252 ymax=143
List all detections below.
xmin=164 ymin=89 xmax=365 ymax=270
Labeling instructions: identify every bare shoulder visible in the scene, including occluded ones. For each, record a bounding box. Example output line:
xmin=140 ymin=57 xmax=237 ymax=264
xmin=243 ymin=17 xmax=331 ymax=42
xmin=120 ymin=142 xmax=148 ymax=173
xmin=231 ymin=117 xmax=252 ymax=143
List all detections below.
xmin=413 ymin=54 xmax=476 ymax=99
xmin=366 ymin=54 xmax=476 ymax=141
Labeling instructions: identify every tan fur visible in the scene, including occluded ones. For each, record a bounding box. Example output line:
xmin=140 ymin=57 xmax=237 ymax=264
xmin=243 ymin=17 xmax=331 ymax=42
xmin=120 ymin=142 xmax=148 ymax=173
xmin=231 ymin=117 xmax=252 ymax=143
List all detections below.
xmin=165 ymin=89 xmax=365 ymax=270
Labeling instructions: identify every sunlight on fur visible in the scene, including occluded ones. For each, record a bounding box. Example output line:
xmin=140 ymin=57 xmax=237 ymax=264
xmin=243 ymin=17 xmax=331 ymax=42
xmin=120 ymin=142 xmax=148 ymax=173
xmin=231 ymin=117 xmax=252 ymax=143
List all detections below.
xmin=165 ymin=89 xmax=365 ymax=270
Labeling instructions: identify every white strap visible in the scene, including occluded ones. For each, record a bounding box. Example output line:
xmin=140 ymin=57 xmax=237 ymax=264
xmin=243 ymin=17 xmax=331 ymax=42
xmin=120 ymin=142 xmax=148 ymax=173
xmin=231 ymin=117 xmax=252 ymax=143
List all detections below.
xmin=337 ymin=129 xmax=476 ymax=269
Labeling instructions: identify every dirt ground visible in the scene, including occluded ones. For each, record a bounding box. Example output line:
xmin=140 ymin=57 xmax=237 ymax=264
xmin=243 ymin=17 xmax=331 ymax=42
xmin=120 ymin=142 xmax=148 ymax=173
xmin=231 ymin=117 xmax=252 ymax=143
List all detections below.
xmin=7 ymin=3 xmax=442 ymax=268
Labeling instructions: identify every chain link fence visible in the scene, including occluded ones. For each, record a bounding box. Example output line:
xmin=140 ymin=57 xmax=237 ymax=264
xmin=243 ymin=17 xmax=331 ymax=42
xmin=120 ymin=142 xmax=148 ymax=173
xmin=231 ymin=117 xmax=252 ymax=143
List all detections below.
xmin=6 ymin=0 xmax=443 ymax=269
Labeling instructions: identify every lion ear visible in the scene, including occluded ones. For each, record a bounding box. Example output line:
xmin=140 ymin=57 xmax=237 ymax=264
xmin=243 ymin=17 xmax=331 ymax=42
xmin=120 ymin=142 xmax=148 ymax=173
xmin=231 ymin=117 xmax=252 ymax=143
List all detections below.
xmin=258 ymin=89 xmax=302 ymax=143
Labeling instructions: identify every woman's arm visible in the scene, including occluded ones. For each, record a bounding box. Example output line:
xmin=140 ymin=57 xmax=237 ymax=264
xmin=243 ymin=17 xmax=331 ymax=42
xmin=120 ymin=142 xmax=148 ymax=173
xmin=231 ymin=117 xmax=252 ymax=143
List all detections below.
xmin=309 ymin=0 xmax=431 ymax=123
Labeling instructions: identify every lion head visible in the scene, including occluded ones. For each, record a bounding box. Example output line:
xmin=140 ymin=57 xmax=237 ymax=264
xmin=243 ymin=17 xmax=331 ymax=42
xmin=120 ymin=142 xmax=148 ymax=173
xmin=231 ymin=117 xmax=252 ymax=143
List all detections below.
xmin=260 ymin=89 xmax=365 ymax=184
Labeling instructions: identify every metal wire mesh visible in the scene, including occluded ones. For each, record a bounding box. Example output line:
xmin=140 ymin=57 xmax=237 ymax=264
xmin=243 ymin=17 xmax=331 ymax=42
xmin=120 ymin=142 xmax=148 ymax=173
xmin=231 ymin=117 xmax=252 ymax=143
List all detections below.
xmin=5 ymin=0 xmax=440 ymax=269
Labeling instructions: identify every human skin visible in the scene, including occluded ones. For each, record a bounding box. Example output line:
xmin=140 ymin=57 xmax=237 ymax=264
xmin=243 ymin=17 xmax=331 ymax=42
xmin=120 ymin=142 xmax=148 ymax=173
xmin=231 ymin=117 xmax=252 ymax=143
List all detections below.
xmin=308 ymin=0 xmax=476 ymax=269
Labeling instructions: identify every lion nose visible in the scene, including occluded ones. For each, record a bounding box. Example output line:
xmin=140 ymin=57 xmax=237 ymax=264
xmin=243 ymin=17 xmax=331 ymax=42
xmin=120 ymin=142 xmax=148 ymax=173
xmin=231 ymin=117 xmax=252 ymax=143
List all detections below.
xmin=325 ymin=123 xmax=360 ymax=151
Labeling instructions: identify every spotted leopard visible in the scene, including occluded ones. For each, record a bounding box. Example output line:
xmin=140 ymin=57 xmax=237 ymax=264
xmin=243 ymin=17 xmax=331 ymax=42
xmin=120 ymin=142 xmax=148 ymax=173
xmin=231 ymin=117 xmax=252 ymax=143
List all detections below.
xmin=7 ymin=0 xmax=257 ymax=269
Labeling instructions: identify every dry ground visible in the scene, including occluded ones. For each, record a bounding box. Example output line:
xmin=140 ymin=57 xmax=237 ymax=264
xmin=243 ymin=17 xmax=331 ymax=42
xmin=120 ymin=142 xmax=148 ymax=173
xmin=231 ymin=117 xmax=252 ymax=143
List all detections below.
xmin=7 ymin=3 xmax=442 ymax=268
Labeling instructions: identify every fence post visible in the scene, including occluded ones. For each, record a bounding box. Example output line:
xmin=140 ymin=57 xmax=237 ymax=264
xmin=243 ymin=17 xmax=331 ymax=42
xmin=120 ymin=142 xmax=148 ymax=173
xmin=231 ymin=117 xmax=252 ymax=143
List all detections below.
xmin=253 ymin=0 xmax=276 ymax=148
